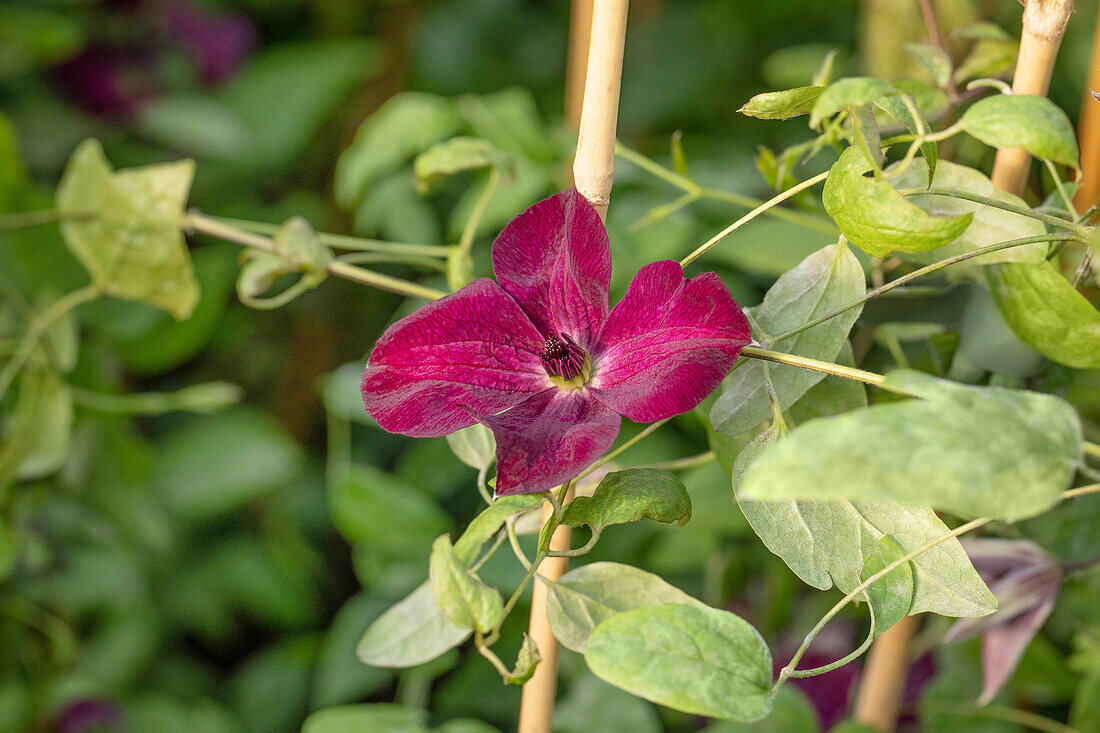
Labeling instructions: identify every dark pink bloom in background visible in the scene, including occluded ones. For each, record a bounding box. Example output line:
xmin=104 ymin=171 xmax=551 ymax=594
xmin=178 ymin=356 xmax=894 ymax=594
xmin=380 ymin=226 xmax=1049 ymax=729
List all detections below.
xmin=362 ymin=189 xmax=750 ymax=495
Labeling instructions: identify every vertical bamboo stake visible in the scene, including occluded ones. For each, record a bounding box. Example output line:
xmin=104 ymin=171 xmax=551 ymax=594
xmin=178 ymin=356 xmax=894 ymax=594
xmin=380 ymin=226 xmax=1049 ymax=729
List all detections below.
xmin=852 ymin=615 xmax=920 ymax=732
xmin=1073 ymin=7 xmax=1100 ymax=213
xmin=571 ymin=0 xmax=629 ymax=221
xmin=990 ymin=0 xmax=1075 ymax=196
xmin=517 ymin=3 xmax=628 ymax=732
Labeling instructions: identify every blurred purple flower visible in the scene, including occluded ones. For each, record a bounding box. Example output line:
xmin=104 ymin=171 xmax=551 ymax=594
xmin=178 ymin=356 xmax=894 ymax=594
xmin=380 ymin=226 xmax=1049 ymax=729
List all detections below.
xmin=162 ymin=0 xmax=257 ymax=85
xmin=52 ymin=49 xmax=152 ymax=117
xmin=57 ymin=698 xmax=126 ymax=733
xmin=361 ymin=189 xmax=750 ymax=496
xmin=944 ymin=538 xmax=1061 ymax=705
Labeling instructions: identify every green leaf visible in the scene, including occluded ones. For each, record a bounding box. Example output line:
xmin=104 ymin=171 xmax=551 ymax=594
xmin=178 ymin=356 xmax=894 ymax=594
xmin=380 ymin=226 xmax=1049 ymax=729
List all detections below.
xmin=710 ymin=243 xmax=865 ymax=437
xmin=874 ymin=95 xmax=936 ymax=183
xmin=810 ymin=77 xmax=900 ymax=128
xmin=321 ymin=362 xmax=379 ymax=426
xmin=329 ymin=466 xmax=449 ymax=555
xmin=741 ymin=371 xmax=1082 ymax=521
xmin=822 ymin=146 xmax=972 ymax=257
xmin=414 ymin=137 xmax=510 ymax=194
xmin=702 ymin=686 xmax=820 ymax=733
xmin=733 ymin=399 xmax=989 ymax=618
xmin=554 ymin=672 xmax=662 ymax=733
xmin=889 ymin=159 xmax=1049 ymax=265
xmin=953 ymin=38 xmax=1017 ymax=85
xmin=219 ymin=39 xmax=380 ymax=172
xmin=357 ymin=581 xmax=471 ymax=668
xmin=428 ymin=535 xmax=502 ymax=634
xmin=156 ymin=408 xmax=302 ymax=520
xmin=903 ymin=43 xmax=952 ymax=89
xmin=56 ymin=139 xmax=199 ymax=319
xmin=739 ymin=87 xmax=823 ymax=120
xmin=15 ymin=369 xmax=72 ymax=481
xmin=503 ymin=633 xmax=540 ymax=685
xmin=585 ymin=604 xmax=773 ymax=722
xmin=546 ymin=562 xmax=706 ymax=653
xmin=989 ymin=261 xmax=1100 ymax=368
xmin=312 ymin=594 xmax=395 ymax=708
xmin=561 ymin=468 xmax=691 ymax=536
xmin=446 ymin=423 xmax=496 ymax=470
xmin=860 ymin=535 xmax=914 ymax=634
xmin=959 ymin=94 xmax=1080 ymax=170
xmin=302 ymin=704 xmax=427 ymax=733
xmin=1071 ymin=668 xmax=1100 ymax=733
xmin=335 ymin=92 xmax=462 ymax=210
xmin=453 ymin=494 xmax=543 ymax=565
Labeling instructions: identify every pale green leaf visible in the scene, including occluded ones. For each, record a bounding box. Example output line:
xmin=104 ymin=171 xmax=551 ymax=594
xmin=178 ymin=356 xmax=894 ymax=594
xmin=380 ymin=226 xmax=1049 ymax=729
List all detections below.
xmin=453 ymin=494 xmax=543 ymax=565
xmin=874 ymin=95 xmax=936 ymax=183
xmin=739 ymin=87 xmax=823 ymax=120
xmin=546 ymin=562 xmax=705 ymax=653
xmin=503 ymin=633 xmax=540 ymax=685
xmin=959 ymin=95 xmax=1080 ymax=170
xmin=585 ymin=604 xmax=773 ymax=722
xmin=429 ymin=534 xmax=502 ymax=634
xmin=328 ymin=466 xmax=449 ymax=555
xmin=335 ymin=92 xmax=461 ymax=209
xmin=15 ymin=369 xmax=72 ymax=481
xmin=823 ymin=146 xmax=972 ymax=257
xmin=732 ymin=392 xmax=991 ymax=618
xmin=810 ymin=77 xmax=901 ymax=127
xmin=357 ymin=581 xmax=470 ymax=668
xmin=989 ymin=261 xmax=1100 ymax=368
xmin=903 ymin=43 xmax=952 ymax=89
xmin=57 ymin=139 xmax=199 ymax=319
xmin=446 ymin=423 xmax=496 ymax=470
xmin=860 ymin=534 xmax=914 ymax=634
xmin=561 ymin=468 xmax=691 ymax=535
xmin=953 ymin=38 xmax=1017 ymax=84
xmin=414 ymin=137 xmax=510 ymax=194
xmin=889 ymin=159 xmax=1050 ymax=265
xmin=302 ymin=703 xmax=427 ymax=733
xmin=710 ymin=243 xmax=865 ymax=437
xmin=741 ymin=371 xmax=1082 ymax=521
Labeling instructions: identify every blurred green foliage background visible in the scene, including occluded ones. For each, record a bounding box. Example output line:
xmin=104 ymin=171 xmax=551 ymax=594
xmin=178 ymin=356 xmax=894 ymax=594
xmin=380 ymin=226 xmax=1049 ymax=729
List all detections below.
xmin=4 ymin=1 xmax=1100 ymax=732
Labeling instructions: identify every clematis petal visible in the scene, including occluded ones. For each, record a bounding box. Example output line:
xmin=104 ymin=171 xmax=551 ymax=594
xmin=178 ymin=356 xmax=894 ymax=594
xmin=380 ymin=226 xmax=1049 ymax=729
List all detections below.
xmin=978 ymin=596 xmax=1056 ymax=705
xmin=362 ymin=278 xmax=550 ymax=438
xmin=487 ymin=388 xmax=621 ymax=496
xmin=589 ymin=260 xmax=751 ymax=422
xmin=491 ymin=189 xmax=611 ymax=347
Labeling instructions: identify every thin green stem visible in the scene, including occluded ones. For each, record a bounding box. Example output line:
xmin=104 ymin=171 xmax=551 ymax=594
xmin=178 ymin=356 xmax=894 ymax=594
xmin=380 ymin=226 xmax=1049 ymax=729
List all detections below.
xmin=680 ymin=172 xmax=831 ymax=267
xmin=71 ymin=382 xmax=242 ymax=415
xmin=185 ymin=212 xmax=447 ymax=301
xmin=576 ymin=419 xmax=671 ymax=481
xmin=207 ymin=215 xmax=452 ymax=257
xmin=772 ymin=232 xmax=1080 ymax=342
xmin=1084 ymin=442 xmax=1100 ymax=462
xmin=335 ymin=252 xmax=448 ymax=272
xmin=546 ymin=530 xmax=601 ymax=558
xmin=919 ymin=703 xmax=1077 ymax=733
xmin=475 ymin=463 xmax=493 ymax=506
xmin=643 ymin=451 xmax=716 ymax=472
xmin=1062 ymin=482 xmax=1100 ymax=501
xmin=0 ymin=283 xmax=100 ymax=403
xmin=741 ymin=345 xmax=914 ymax=396
xmin=506 ymin=517 xmax=532 ymax=571
xmin=457 ymin=167 xmax=501 ymax=258
xmin=784 ymin=602 xmax=876 ymax=681
xmin=615 ymin=141 xmax=836 ymax=236
xmin=0 ymin=210 xmax=94 ymax=231
xmin=1043 ymin=159 xmax=1079 ymax=224
xmin=775 ymin=516 xmax=990 ymax=696
xmin=899 ymin=187 xmax=1090 ymax=239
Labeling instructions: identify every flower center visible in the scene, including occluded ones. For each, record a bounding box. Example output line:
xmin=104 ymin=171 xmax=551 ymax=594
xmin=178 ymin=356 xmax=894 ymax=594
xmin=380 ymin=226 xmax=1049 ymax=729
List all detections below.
xmin=541 ymin=333 xmax=591 ymax=389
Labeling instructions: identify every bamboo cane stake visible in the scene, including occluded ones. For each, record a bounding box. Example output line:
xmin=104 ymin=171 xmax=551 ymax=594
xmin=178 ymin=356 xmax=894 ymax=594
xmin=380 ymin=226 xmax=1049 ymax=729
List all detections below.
xmin=990 ymin=0 xmax=1075 ymax=196
xmin=852 ymin=615 xmax=920 ymax=732
xmin=517 ymin=3 xmax=628 ymax=732
xmin=1073 ymin=7 xmax=1100 ymax=212
xmin=571 ymin=0 xmax=629 ymax=220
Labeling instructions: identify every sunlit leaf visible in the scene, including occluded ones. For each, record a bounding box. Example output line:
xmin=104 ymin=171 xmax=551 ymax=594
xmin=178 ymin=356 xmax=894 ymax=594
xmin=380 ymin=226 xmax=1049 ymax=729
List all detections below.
xmin=357 ymin=581 xmax=470 ymax=669
xmin=56 ymin=139 xmax=199 ymax=319
xmin=429 ymin=534 xmax=502 ymax=634
xmin=585 ymin=604 xmax=773 ymax=722
xmin=546 ymin=562 xmax=705 ymax=653
xmin=959 ymin=94 xmax=1080 ymax=171
xmin=739 ymin=86 xmax=823 ymax=120
xmin=823 ymin=146 xmax=972 ymax=257
xmin=740 ymin=371 xmax=1082 ymax=521
xmin=561 ymin=468 xmax=690 ymax=536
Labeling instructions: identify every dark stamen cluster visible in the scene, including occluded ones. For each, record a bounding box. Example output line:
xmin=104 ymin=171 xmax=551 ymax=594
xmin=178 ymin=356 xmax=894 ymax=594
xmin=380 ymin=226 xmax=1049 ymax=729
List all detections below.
xmin=541 ymin=333 xmax=587 ymax=381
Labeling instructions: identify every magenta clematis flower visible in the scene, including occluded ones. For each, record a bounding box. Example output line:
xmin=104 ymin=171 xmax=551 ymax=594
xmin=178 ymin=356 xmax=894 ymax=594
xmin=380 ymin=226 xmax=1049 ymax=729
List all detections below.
xmin=361 ymin=189 xmax=751 ymax=495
